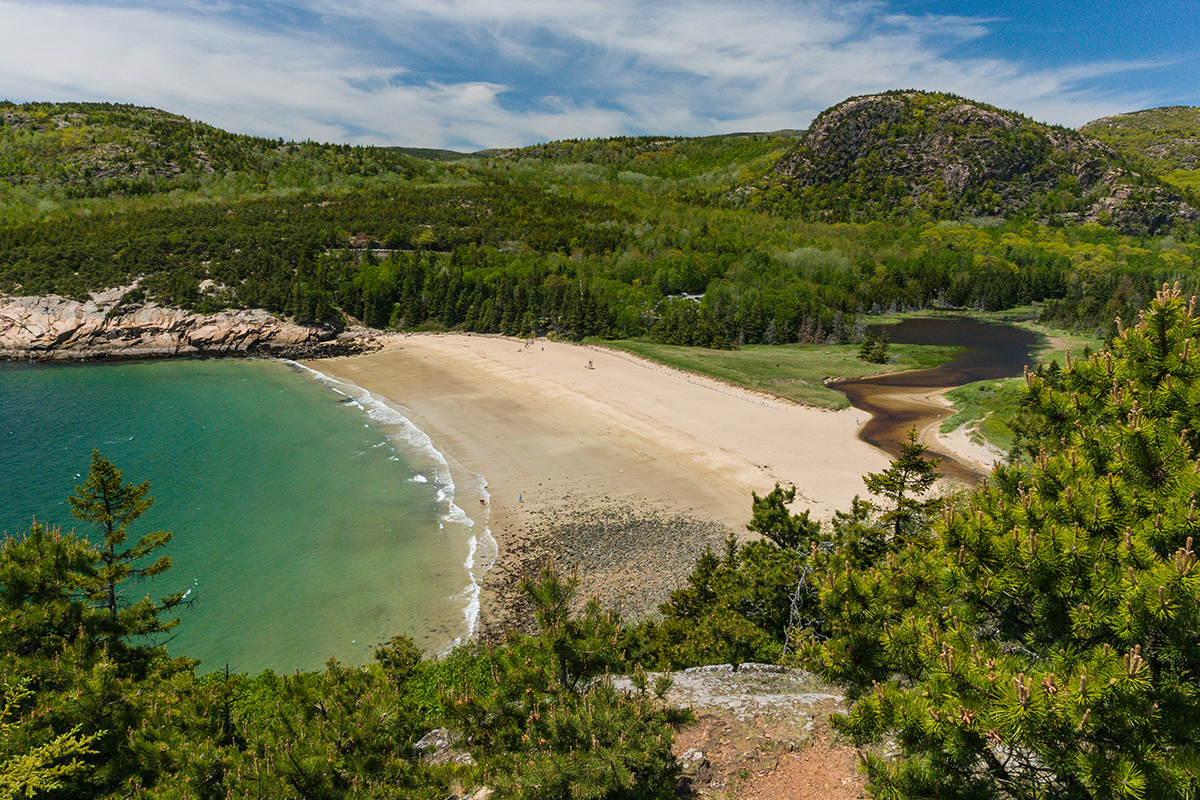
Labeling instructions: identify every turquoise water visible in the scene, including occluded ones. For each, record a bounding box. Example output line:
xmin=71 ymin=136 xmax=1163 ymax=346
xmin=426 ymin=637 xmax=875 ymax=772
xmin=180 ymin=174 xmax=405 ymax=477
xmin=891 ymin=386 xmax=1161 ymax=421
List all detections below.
xmin=0 ymin=357 xmax=492 ymax=674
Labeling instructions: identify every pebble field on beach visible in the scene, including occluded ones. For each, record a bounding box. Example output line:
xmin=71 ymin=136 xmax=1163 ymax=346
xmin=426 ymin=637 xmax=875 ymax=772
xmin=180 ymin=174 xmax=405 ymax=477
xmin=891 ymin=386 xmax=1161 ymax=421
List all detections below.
xmin=479 ymin=492 xmax=738 ymax=637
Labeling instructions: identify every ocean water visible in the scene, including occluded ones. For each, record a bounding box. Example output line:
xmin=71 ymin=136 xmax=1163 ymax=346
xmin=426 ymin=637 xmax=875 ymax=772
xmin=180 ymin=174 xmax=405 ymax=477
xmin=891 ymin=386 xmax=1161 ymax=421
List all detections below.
xmin=0 ymin=357 xmax=493 ymax=674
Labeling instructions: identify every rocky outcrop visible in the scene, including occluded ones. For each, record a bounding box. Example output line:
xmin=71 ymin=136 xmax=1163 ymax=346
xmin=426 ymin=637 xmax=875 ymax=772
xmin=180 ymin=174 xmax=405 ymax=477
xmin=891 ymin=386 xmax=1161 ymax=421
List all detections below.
xmin=770 ymin=90 xmax=1199 ymax=234
xmin=1081 ymin=107 xmax=1200 ymax=172
xmin=0 ymin=286 xmax=339 ymax=360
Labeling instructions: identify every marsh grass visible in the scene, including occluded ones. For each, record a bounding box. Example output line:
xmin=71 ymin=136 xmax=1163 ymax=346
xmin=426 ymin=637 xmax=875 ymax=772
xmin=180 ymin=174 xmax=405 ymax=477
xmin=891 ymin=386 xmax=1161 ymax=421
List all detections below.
xmin=589 ymin=339 xmax=959 ymax=409
xmin=941 ymin=378 xmax=1025 ymax=453
xmin=937 ymin=319 xmax=1102 ymax=453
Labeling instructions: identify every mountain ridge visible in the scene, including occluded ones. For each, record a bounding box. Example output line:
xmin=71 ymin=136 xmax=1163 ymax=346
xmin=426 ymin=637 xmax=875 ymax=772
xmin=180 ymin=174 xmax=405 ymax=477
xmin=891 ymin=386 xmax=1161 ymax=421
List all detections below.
xmin=4 ymin=94 xmax=1199 ymax=236
xmin=765 ymin=90 xmax=1198 ymax=234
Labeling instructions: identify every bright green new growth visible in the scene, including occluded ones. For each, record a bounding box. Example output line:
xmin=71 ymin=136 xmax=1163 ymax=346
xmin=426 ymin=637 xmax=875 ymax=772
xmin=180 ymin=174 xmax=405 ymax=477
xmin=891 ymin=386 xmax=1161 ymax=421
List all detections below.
xmin=804 ymin=284 xmax=1200 ymax=799
xmin=0 ymin=681 xmax=98 ymax=800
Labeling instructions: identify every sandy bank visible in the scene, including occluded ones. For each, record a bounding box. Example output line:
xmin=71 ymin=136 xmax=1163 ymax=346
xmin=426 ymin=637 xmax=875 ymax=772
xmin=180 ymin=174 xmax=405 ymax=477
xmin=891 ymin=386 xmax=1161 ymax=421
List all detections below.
xmin=302 ymin=334 xmax=984 ymax=633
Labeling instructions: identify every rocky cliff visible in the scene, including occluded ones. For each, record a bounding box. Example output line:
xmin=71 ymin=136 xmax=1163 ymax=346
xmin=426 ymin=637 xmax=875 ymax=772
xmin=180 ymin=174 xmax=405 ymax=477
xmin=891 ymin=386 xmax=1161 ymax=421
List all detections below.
xmin=770 ymin=90 xmax=1199 ymax=234
xmin=0 ymin=286 xmax=338 ymax=360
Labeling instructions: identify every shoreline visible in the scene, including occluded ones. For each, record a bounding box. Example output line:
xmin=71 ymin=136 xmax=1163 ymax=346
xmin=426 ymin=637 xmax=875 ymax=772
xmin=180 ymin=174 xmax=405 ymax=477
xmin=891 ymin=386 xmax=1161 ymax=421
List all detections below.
xmin=300 ymin=333 xmax=993 ymax=637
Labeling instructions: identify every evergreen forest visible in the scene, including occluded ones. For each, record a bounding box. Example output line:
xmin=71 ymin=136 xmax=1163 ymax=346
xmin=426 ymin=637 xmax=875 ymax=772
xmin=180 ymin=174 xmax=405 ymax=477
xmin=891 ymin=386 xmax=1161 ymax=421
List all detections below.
xmin=7 ymin=92 xmax=1200 ymax=798
xmin=3 ymin=93 xmax=1200 ymax=348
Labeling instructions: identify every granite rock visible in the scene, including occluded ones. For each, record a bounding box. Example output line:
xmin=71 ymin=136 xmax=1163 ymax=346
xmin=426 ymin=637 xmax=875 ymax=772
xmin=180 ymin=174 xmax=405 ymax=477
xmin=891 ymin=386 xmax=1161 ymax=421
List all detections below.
xmin=1 ymin=288 xmax=335 ymax=360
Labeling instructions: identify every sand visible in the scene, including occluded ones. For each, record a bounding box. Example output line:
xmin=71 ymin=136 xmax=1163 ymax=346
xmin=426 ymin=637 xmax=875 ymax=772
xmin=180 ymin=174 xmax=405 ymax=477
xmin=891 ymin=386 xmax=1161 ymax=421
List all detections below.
xmin=302 ymin=334 xmax=984 ymax=635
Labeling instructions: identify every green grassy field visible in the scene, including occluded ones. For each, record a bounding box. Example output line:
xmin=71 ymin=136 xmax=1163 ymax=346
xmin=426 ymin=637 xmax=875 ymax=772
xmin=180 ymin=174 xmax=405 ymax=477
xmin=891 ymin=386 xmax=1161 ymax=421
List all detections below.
xmin=590 ymin=338 xmax=960 ymax=409
xmin=941 ymin=378 xmax=1026 ymax=453
xmin=592 ymin=314 xmax=1103 ymax=454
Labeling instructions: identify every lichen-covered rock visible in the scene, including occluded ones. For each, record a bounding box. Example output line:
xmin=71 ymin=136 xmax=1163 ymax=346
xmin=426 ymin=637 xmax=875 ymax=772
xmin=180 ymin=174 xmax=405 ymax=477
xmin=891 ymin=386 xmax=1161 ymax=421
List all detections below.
xmin=769 ymin=90 xmax=1199 ymax=234
xmin=0 ymin=288 xmax=334 ymax=360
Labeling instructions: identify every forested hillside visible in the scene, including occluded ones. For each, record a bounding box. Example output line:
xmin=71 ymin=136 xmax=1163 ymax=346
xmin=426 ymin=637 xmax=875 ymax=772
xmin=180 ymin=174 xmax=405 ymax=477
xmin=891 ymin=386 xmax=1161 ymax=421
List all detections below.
xmin=767 ymin=91 xmax=1198 ymax=234
xmin=1081 ymin=106 xmax=1200 ymax=193
xmin=0 ymin=101 xmax=434 ymax=213
xmin=2 ymin=93 xmax=1200 ymax=351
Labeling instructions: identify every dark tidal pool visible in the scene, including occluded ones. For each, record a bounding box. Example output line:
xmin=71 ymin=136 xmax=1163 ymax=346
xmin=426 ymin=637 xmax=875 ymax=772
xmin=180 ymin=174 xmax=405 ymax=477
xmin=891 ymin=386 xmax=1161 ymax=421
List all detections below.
xmin=835 ymin=317 xmax=1039 ymax=483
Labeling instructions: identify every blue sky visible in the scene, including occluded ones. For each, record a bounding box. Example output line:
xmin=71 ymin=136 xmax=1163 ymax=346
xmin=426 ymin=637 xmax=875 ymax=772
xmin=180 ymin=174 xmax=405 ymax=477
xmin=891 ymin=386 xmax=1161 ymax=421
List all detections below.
xmin=2 ymin=0 xmax=1196 ymax=150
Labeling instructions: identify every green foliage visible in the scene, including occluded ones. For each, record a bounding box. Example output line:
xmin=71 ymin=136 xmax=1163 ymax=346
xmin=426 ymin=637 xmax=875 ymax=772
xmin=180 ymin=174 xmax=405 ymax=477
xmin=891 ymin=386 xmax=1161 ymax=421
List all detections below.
xmin=595 ymin=338 xmax=959 ymax=409
xmin=0 ymin=681 xmax=97 ymax=800
xmin=231 ymin=658 xmax=442 ymax=799
xmin=0 ymin=101 xmax=431 ymax=223
xmin=858 ymin=332 xmax=890 ymax=363
xmin=501 ymin=132 xmax=798 ymax=184
xmin=765 ymin=91 xmax=1198 ymax=237
xmin=443 ymin=566 xmax=692 ymax=799
xmin=0 ymin=522 xmax=97 ymax=661
xmin=373 ymin=634 xmax=423 ymax=681
xmin=626 ymin=540 xmax=805 ymax=669
xmin=68 ymin=450 xmax=181 ymax=656
xmin=747 ymin=483 xmax=824 ymax=550
xmin=801 ymin=285 xmax=1200 ymax=799
xmin=861 ymin=428 xmax=942 ymax=546
xmin=1080 ymin=107 xmax=1200 ymax=176
xmin=940 ymin=377 xmax=1025 ymax=452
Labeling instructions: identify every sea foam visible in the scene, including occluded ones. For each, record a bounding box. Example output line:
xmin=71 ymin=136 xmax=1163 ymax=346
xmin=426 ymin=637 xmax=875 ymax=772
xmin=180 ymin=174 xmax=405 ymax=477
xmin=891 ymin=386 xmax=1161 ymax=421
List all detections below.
xmin=287 ymin=362 xmax=495 ymax=646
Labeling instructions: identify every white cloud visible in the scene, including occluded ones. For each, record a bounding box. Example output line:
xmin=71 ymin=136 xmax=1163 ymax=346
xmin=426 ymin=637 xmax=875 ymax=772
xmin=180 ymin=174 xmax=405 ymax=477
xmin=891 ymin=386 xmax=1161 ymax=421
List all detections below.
xmin=0 ymin=0 xmax=1183 ymax=149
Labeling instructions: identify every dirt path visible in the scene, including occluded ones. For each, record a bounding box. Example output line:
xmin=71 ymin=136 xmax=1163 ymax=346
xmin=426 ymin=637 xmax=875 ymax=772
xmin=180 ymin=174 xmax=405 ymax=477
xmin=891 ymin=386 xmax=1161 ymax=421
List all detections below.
xmin=615 ymin=665 xmax=867 ymax=799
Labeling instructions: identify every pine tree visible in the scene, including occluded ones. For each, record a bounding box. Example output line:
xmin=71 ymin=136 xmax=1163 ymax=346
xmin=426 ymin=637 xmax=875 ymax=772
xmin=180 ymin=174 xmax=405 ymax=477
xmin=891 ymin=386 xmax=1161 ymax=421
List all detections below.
xmin=444 ymin=565 xmax=692 ymax=798
xmin=803 ymin=285 xmax=1200 ymax=799
xmin=0 ymin=521 xmax=97 ymax=660
xmin=861 ymin=427 xmax=942 ymax=546
xmin=857 ymin=332 xmax=890 ymax=363
xmin=747 ymin=483 xmax=823 ymax=550
xmin=68 ymin=450 xmax=182 ymax=650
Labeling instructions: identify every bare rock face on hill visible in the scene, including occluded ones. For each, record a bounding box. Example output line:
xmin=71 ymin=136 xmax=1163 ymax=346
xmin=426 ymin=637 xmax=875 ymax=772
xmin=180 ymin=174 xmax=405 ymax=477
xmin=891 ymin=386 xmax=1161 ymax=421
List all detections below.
xmin=0 ymin=286 xmax=337 ymax=360
xmin=1081 ymin=106 xmax=1200 ymax=173
xmin=771 ymin=91 xmax=1198 ymax=234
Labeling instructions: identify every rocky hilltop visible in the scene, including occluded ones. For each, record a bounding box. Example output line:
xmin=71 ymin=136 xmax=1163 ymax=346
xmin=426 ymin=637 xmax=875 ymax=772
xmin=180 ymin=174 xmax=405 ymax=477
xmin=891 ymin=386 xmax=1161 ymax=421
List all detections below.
xmin=0 ymin=286 xmax=341 ymax=361
xmin=1080 ymin=106 xmax=1200 ymax=174
xmin=771 ymin=90 xmax=1198 ymax=234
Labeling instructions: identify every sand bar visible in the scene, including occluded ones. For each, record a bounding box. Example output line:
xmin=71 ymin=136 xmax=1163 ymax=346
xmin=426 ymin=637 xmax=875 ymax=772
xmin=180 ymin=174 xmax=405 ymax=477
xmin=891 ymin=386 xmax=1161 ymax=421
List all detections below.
xmin=302 ymin=334 xmax=967 ymax=632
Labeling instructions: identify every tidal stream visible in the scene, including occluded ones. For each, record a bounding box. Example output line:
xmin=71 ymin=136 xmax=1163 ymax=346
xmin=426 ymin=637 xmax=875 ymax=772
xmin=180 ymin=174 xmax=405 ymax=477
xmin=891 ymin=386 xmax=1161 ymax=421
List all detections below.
xmin=835 ymin=317 xmax=1040 ymax=483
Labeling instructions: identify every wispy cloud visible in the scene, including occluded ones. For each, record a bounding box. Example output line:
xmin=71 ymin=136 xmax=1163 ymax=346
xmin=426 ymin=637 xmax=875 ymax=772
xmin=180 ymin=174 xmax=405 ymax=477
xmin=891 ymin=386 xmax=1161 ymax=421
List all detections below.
xmin=0 ymin=0 xmax=1188 ymax=149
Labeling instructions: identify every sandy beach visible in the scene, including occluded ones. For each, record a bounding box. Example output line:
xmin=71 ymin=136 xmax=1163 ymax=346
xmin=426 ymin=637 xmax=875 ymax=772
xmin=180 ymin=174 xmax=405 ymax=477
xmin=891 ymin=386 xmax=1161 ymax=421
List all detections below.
xmin=302 ymin=334 xmax=984 ymax=635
